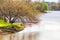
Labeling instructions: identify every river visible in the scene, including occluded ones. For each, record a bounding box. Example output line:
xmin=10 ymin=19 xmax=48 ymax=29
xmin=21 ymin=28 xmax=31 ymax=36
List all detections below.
xmin=39 ymin=11 xmax=60 ymax=40
xmin=18 ymin=11 xmax=60 ymax=40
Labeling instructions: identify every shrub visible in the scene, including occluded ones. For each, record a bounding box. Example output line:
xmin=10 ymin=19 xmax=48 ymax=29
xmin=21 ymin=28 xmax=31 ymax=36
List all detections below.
xmin=0 ymin=0 xmax=40 ymax=24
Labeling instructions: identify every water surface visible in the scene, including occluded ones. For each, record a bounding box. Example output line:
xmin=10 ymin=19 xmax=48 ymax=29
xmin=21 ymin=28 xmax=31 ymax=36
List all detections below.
xmin=40 ymin=11 xmax=60 ymax=40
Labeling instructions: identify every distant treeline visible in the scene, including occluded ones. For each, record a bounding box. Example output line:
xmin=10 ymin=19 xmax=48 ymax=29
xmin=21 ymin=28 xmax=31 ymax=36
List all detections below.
xmin=46 ymin=2 xmax=60 ymax=10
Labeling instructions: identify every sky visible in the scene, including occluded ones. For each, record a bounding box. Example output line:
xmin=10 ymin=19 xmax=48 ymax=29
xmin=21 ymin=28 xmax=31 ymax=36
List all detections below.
xmin=45 ymin=0 xmax=59 ymax=2
xmin=32 ymin=0 xmax=59 ymax=3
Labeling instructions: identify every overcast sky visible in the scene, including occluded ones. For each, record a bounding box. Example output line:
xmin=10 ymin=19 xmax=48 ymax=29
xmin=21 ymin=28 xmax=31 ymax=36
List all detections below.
xmin=32 ymin=0 xmax=59 ymax=2
xmin=45 ymin=0 xmax=58 ymax=2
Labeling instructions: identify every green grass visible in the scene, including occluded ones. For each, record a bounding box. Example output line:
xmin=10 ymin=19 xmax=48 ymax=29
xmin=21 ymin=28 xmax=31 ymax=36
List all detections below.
xmin=0 ymin=19 xmax=25 ymax=28
xmin=0 ymin=19 xmax=11 ymax=27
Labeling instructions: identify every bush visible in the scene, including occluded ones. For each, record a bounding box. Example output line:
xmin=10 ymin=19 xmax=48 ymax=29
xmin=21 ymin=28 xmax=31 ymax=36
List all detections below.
xmin=0 ymin=19 xmax=25 ymax=33
xmin=31 ymin=2 xmax=48 ymax=12
xmin=0 ymin=0 xmax=40 ymax=24
xmin=40 ymin=2 xmax=48 ymax=12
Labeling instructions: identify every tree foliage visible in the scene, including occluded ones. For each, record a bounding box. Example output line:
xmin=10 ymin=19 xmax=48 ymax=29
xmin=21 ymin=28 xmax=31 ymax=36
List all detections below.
xmin=40 ymin=2 xmax=48 ymax=12
xmin=30 ymin=2 xmax=48 ymax=12
xmin=0 ymin=0 xmax=40 ymax=24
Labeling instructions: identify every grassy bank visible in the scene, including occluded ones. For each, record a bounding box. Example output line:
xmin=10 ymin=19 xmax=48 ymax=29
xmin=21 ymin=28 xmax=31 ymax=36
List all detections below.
xmin=0 ymin=19 xmax=25 ymax=34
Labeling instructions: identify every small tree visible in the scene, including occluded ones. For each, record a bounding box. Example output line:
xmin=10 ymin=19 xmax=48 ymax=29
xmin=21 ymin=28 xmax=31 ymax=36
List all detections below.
xmin=0 ymin=0 xmax=40 ymax=24
xmin=40 ymin=2 xmax=48 ymax=12
xmin=0 ymin=0 xmax=41 ymax=33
